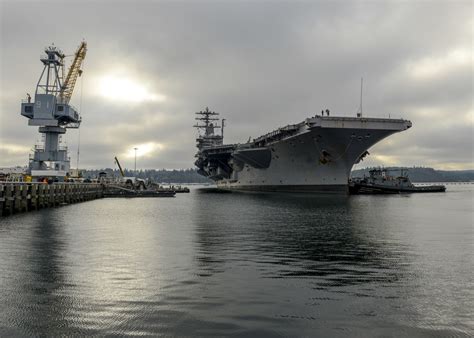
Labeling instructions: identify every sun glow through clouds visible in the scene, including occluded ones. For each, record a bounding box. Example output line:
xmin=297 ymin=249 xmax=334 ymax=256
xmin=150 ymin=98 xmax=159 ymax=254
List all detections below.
xmin=0 ymin=143 xmax=31 ymax=154
xmin=124 ymin=142 xmax=163 ymax=158
xmin=99 ymin=75 xmax=166 ymax=103
xmin=408 ymin=48 xmax=470 ymax=79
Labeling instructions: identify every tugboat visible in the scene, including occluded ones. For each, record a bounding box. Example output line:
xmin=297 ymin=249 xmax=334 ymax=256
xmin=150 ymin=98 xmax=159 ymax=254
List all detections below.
xmin=349 ymin=168 xmax=446 ymax=194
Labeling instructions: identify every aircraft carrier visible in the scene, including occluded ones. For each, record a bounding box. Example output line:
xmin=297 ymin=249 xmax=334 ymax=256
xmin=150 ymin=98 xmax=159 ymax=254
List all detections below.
xmin=194 ymin=107 xmax=412 ymax=192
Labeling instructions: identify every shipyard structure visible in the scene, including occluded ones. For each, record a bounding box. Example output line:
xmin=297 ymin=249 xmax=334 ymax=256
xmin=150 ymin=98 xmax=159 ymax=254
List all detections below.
xmin=20 ymin=42 xmax=87 ymax=180
xmin=194 ymin=107 xmax=412 ymax=192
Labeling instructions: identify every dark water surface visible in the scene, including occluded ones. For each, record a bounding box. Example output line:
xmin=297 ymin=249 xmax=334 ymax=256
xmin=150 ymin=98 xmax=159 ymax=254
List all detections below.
xmin=1 ymin=184 xmax=473 ymax=337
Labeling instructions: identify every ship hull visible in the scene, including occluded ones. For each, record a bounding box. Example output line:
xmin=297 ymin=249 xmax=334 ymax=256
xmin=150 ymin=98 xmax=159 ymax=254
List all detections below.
xmin=196 ymin=116 xmax=412 ymax=193
xmin=216 ymin=183 xmax=348 ymax=193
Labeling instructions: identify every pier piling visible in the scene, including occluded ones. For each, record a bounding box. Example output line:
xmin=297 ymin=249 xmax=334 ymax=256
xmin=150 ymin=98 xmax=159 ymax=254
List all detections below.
xmin=0 ymin=183 xmax=103 ymax=216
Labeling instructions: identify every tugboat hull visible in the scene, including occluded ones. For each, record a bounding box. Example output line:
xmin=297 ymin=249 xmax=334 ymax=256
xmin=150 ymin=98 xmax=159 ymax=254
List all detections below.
xmin=348 ymin=167 xmax=446 ymax=194
xmin=349 ymin=182 xmax=446 ymax=194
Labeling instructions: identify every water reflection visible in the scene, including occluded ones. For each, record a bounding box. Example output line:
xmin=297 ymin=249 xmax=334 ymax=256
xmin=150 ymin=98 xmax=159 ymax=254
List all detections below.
xmin=0 ymin=186 xmax=470 ymax=336
xmin=193 ymin=190 xmax=410 ymax=289
xmin=10 ymin=210 xmax=74 ymax=335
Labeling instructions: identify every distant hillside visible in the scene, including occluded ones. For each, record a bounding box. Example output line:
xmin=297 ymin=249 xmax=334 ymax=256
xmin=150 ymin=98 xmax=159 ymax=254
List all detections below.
xmin=81 ymin=166 xmax=473 ymax=183
xmin=82 ymin=168 xmax=212 ymax=184
xmin=351 ymin=167 xmax=474 ymax=182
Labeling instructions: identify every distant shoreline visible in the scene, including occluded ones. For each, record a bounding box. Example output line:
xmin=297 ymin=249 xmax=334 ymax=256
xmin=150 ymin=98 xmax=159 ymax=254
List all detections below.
xmin=1 ymin=166 xmax=473 ymax=184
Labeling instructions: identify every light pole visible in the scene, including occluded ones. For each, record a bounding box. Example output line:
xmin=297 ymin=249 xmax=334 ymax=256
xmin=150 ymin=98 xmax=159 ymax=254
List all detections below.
xmin=134 ymin=147 xmax=138 ymax=173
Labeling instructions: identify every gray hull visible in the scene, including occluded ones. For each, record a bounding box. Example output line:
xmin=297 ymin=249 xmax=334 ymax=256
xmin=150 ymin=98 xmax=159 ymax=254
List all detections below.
xmin=216 ymin=184 xmax=348 ymax=193
xmin=196 ymin=115 xmax=412 ymax=192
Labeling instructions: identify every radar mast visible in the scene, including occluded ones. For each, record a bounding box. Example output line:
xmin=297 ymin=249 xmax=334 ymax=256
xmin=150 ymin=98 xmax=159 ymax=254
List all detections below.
xmin=194 ymin=107 xmax=224 ymax=150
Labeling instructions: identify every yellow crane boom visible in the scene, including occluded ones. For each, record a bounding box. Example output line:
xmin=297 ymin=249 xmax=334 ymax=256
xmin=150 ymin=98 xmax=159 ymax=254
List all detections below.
xmin=114 ymin=156 xmax=125 ymax=177
xmin=60 ymin=41 xmax=87 ymax=104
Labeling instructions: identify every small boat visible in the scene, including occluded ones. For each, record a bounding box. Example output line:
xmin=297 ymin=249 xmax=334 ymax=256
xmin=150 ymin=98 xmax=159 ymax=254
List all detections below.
xmin=349 ymin=168 xmax=446 ymax=194
xmin=103 ymin=185 xmax=176 ymax=198
xmin=148 ymin=183 xmax=190 ymax=193
xmin=170 ymin=185 xmax=190 ymax=193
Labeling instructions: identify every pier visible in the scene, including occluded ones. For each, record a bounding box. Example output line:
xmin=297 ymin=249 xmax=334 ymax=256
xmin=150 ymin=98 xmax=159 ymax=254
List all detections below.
xmin=0 ymin=182 xmax=103 ymax=216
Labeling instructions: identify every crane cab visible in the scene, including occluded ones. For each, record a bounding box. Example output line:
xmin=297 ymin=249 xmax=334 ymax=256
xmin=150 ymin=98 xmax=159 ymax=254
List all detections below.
xmin=22 ymin=95 xmax=80 ymax=127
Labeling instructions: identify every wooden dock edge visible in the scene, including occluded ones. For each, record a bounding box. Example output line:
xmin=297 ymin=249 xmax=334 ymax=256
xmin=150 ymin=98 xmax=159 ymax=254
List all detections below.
xmin=0 ymin=183 xmax=104 ymax=217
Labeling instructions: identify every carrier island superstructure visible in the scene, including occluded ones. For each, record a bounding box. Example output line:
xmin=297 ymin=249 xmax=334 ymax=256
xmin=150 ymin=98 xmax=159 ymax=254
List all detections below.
xmin=194 ymin=107 xmax=412 ymax=192
xmin=20 ymin=42 xmax=87 ymax=179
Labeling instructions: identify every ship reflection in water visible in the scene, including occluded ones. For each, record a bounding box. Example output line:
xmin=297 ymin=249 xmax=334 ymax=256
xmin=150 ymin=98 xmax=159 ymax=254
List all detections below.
xmin=194 ymin=190 xmax=408 ymax=285
xmin=0 ymin=185 xmax=472 ymax=336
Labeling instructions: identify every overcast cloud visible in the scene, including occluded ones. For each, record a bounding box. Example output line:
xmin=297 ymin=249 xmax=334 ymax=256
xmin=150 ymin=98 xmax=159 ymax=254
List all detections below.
xmin=1 ymin=0 xmax=472 ymax=170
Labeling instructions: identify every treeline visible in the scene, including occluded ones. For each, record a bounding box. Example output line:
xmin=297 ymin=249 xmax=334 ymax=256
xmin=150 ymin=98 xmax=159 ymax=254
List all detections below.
xmin=82 ymin=168 xmax=212 ymax=184
xmin=82 ymin=166 xmax=474 ymax=183
xmin=351 ymin=166 xmax=474 ymax=182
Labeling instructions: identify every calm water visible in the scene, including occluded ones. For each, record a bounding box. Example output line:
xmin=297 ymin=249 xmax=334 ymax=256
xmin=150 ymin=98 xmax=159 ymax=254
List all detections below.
xmin=0 ymin=184 xmax=473 ymax=337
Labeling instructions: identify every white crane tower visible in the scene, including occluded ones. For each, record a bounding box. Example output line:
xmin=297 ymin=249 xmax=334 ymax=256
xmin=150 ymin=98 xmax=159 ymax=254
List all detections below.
xmin=20 ymin=42 xmax=87 ymax=180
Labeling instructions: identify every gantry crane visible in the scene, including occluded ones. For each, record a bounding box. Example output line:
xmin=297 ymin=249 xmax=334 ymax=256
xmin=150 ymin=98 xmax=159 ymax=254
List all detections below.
xmin=20 ymin=41 xmax=87 ymax=180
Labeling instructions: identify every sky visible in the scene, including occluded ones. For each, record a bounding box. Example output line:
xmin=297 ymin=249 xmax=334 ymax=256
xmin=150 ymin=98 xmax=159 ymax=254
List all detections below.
xmin=0 ymin=0 xmax=472 ymax=171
